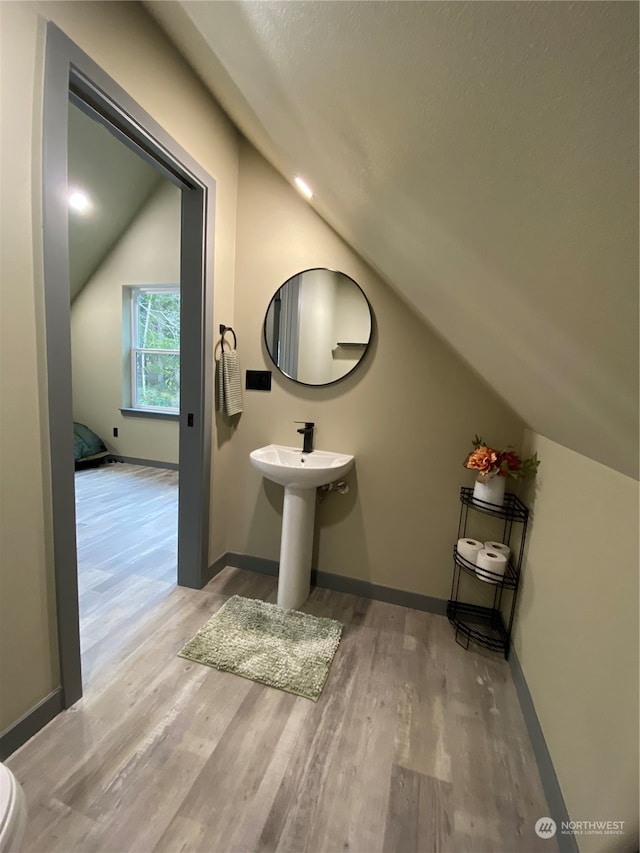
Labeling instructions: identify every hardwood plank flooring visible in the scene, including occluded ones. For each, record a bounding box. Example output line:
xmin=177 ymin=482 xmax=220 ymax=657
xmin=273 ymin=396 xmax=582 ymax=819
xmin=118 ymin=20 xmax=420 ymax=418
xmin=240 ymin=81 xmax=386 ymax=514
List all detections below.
xmin=8 ymin=482 xmax=557 ymax=852
xmin=74 ymin=462 xmax=178 ymax=686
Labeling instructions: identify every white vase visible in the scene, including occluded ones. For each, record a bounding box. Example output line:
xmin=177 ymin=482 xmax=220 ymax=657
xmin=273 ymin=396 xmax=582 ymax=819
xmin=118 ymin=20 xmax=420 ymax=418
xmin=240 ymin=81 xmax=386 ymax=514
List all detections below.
xmin=473 ymin=475 xmax=506 ymax=506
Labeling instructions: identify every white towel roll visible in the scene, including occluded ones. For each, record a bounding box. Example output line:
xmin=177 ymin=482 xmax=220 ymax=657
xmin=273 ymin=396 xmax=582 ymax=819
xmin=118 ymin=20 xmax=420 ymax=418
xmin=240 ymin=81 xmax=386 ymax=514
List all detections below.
xmin=476 ymin=548 xmax=508 ymax=583
xmin=456 ymin=538 xmax=484 ymax=564
xmin=485 ymin=541 xmax=511 ymax=562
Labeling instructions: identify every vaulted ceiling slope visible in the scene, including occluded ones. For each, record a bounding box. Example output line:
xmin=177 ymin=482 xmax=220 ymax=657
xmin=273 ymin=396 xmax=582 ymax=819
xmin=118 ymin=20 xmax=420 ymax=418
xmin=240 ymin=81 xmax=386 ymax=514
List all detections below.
xmin=147 ymin=1 xmax=639 ymax=479
xmin=68 ymin=103 xmax=163 ymax=300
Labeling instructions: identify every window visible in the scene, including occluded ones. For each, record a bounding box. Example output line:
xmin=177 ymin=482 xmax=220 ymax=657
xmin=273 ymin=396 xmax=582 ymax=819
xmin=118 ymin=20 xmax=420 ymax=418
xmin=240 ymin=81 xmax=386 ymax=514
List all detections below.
xmin=127 ymin=287 xmax=180 ymax=412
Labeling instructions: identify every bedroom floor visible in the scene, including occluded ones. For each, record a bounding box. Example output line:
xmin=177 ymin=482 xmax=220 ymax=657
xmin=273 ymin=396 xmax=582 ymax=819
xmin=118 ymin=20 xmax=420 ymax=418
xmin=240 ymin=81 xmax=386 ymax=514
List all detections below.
xmin=75 ymin=461 xmax=178 ymax=687
xmin=8 ymin=472 xmax=556 ymax=853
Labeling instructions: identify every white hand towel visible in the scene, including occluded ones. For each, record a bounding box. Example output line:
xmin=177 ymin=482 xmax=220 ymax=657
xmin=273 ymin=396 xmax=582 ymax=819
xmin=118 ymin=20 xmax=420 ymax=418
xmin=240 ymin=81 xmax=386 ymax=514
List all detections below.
xmin=217 ymin=350 xmax=243 ymax=416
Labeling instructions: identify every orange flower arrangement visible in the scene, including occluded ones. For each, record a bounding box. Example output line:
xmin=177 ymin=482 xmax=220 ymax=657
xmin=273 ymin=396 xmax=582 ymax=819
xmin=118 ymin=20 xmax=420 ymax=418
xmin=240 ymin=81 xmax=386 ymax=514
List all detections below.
xmin=464 ymin=435 xmax=539 ymax=480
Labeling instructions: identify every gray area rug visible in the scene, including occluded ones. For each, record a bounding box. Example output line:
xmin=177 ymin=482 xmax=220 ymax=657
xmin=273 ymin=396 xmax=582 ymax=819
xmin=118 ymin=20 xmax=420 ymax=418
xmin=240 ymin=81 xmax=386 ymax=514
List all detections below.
xmin=178 ymin=595 xmax=343 ymax=701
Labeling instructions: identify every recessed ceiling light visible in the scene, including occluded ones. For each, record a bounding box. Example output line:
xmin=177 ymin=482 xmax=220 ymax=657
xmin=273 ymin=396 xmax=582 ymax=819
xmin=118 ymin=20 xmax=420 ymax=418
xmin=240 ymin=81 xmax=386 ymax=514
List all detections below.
xmin=68 ymin=189 xmax=91 ymax=213
xmin=294 ymin=176 xmax=313 ymax=199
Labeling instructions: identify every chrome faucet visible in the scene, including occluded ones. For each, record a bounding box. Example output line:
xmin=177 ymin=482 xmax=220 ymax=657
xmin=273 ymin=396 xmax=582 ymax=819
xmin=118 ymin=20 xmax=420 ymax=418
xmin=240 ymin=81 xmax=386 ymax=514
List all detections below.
xmin=295 ymin=421 xmax=315 ymax=454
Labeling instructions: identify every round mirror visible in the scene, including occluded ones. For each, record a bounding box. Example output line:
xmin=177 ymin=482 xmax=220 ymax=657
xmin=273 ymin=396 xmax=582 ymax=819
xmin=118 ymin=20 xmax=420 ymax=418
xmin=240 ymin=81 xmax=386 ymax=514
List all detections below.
xmin=264 ymin=268 xmax=373 ymax=386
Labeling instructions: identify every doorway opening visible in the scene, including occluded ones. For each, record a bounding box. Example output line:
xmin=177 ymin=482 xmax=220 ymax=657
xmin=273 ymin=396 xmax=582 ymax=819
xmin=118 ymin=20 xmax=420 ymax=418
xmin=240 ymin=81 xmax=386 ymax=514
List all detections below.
xmin=68 ymin=98 xmax=184 ymax=686
xmin=43 ymin=23 xmax=216 ymax=707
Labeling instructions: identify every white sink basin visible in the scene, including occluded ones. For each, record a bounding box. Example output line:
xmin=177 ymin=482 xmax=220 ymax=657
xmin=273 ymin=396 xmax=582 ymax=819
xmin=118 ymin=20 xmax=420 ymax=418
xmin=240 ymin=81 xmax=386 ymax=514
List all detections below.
xmin=250 ymin=444 xmax=354 ymax=489
xmin=250 ymin=443 xmax=355 ymax=609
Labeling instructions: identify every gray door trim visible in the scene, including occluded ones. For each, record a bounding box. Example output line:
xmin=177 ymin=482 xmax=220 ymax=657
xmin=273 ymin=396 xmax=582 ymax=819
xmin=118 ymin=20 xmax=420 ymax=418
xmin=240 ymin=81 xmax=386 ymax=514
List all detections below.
xmin=42 ymin=22 xmax=215 ymax=708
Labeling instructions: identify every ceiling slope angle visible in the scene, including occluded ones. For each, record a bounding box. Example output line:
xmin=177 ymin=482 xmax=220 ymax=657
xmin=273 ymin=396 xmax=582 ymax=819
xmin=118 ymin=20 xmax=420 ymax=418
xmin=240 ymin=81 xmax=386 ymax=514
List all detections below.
xmin=147 ymin=0 xmax=639 ymax=479
xmin=68 ymin=103 xmax=164 ymax=300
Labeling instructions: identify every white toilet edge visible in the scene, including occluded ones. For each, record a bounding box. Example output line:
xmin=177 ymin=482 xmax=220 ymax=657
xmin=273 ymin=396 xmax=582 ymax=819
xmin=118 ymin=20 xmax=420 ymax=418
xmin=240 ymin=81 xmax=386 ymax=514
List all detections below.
xmin=0 ymin=764 xmax=27 ymax=853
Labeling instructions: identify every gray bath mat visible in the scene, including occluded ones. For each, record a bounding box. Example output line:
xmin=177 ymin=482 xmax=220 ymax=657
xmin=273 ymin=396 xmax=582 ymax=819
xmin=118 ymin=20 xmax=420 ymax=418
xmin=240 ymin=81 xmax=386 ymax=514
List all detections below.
xmin=178 ymin=595 xmax=343 ymax=701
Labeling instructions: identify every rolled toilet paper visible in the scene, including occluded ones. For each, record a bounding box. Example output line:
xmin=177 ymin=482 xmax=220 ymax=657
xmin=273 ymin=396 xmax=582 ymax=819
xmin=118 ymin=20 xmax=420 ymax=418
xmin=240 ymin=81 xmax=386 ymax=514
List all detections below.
xmin=456 ymin=538 xmax=484 ymax=564
xmin=484 ymin=541 xmax=511 ymax=562
xmin=475 ymin=548 xmax=508 ymax=583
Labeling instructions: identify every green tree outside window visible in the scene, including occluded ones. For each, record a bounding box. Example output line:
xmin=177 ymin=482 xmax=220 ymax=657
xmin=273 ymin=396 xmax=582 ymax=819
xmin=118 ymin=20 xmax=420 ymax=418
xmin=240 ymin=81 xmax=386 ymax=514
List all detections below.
xmin=132 ymin=288 xmax=180 ymax=411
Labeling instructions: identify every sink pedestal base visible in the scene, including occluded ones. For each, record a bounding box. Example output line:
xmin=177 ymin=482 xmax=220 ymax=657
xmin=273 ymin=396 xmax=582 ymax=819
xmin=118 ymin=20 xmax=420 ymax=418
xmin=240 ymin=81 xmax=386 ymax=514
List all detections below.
xmin=277 ymin=486 xmax=315 ymax=610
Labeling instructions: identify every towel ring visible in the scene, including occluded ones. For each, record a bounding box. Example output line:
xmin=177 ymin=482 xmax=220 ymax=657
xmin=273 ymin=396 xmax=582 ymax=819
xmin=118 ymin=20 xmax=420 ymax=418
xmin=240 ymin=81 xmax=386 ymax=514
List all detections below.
xmin=219 ymin=324 xmax=237 ymax=351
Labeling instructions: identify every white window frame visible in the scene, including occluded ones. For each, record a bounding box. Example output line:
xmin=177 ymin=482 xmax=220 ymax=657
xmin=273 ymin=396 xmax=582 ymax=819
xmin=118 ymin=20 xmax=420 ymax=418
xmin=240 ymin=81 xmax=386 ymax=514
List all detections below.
xmin=127 ymin=285 xmax=180 ymax=413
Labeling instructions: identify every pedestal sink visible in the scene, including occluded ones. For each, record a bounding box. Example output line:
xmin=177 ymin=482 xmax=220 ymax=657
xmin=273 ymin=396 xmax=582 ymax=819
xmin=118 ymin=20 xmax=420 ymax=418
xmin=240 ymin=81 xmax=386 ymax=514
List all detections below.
xmin=250 ymin=444 xmax=354 ymax=609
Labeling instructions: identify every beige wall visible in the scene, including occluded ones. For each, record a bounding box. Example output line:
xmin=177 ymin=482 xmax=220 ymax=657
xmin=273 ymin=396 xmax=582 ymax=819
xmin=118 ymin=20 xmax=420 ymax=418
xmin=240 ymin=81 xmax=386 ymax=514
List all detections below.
xmin=0 ymin=0 xmax=239 ymax=731
xmin=297 ymin=269 xmax=337 ymax=385
xmin=226 ymin=140 xmax=526 ymax=598
xmin=516 ymin=431 xmax=639 ymax=851
xmin=71 ymin=181 xmax=181 ymax=464
xmin=0 ymin=1 xmax=59 ymax=734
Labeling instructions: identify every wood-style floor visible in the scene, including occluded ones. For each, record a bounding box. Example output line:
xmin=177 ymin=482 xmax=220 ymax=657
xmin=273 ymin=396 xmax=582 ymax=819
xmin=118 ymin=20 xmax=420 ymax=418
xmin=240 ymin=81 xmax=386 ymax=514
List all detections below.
xmin=75 ymin=463 xmax=178 ymax=687
xmin=8 ymin=464 xmax=556 ymax=853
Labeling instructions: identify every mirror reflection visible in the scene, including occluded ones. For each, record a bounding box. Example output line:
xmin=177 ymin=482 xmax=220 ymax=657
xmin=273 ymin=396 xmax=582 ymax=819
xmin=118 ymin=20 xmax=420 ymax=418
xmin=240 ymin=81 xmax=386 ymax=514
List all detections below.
xmin=264 ymin=268 xmax=373 ymax=386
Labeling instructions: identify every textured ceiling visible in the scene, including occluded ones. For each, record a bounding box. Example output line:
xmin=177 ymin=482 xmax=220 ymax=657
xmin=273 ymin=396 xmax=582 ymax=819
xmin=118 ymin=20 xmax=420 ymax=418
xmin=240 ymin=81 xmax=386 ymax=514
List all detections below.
xmin=147 ymin=0 xmax=638 ymax=479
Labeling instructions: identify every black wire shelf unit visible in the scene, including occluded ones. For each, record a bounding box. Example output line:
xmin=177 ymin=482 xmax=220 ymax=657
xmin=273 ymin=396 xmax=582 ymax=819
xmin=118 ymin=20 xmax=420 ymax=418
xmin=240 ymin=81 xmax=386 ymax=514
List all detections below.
xmin=447 ymin=486 xmax=529 ymax=659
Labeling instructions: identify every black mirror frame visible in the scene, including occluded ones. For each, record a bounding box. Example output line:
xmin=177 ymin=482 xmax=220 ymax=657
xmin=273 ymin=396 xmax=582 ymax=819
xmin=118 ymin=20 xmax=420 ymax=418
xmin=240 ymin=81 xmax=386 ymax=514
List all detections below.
xmin=263 ymin=267 xmax=373 ymax=387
